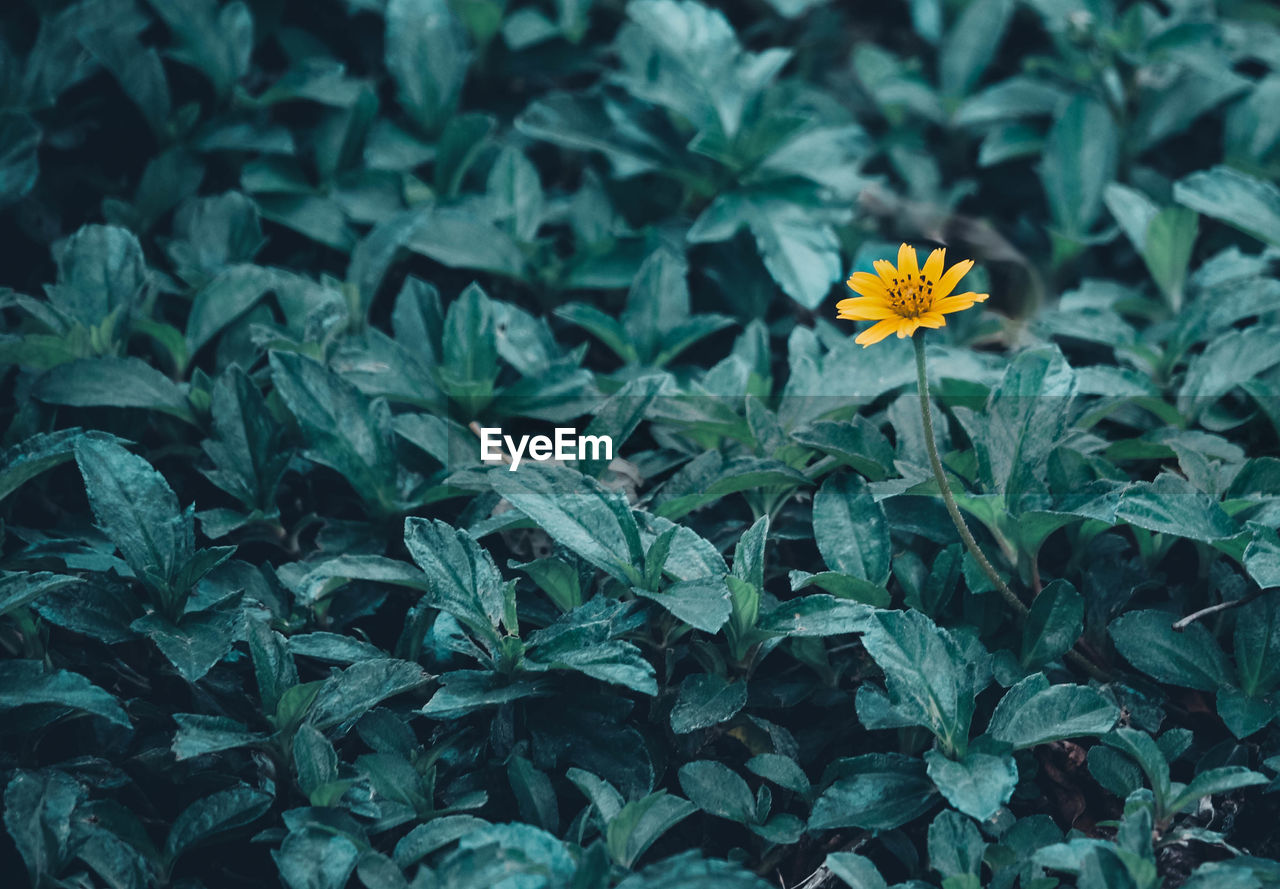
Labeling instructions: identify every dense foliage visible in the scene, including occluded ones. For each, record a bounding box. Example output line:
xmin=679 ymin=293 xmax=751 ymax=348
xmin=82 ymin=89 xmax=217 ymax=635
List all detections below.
xmin=3 ymin=0 xmax=1280 ymax=886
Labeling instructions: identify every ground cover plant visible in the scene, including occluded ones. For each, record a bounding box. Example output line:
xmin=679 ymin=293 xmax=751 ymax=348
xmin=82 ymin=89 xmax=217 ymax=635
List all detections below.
xmin=3 ymin=0 xmax=1280 ymax=886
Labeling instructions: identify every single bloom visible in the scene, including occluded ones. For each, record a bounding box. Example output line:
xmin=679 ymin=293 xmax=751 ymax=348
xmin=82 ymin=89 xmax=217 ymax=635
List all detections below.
xmin=837 ymin=243 xmax=989 ymax=347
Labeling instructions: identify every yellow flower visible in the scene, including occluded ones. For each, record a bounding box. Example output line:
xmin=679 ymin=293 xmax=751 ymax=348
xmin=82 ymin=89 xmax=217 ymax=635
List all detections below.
xmin=837 ymin=243 xmax=989 ymax=347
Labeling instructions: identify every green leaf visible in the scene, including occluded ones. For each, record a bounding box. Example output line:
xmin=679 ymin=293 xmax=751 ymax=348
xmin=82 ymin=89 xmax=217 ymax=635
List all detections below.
xmin=404 ymin=206 xmax=525 ymax=277
xmin=825 ymin=852 xmax=889 ymax=889
xmin=1109 ymin=609 xmax=1233 ymax=691
xmin=35 ymin=357 xmax=196 ymax=424
xmin=405 ymin=518 xmax=505 ymax=649
xmin=440 ymin=283 xmax=499 ymax=412
xmin=0 ymin=660 xmax=130 ymax=728
xmin=746 ymin=754 xmax=811 ymax=796
xmin=48 ymin=224 xmax=147 ymax=327
xmin=636 ymin=578 xmax=731 ymax=634
xmin=809 ymin=753 xmax=939 ymax=830
xmin=1021 ymin=579 xmax=1083 ymax=669
xmin=670 ymin=674 xmax=747 ymax=734
xmin=488 ymin=146 xmax=545 ymax=242
xmin=0 ymin=571 xmax=81 ymax=618
xmin=1180 ymin=327 xmax=1280 ymax=421
xmin=345 ymin=209 xmax=428 ymax=317
xmin=524 ymin=599 xmax=657 ymax=694
xmin=269 ymin=351 xmax=402 ymax=514
xmin=186 ymin=264 xmax=281 ymax=353
xmin=166 ymin=191 xmax=264 ymax=283
xmin=3 ymin=770 xmax=86 ymax=887
xmin=1235 ymin=595 xmax=1280 ymax=697
xmin=144 ymin=0 xmax=252 ymax=98
xmin=986 ymin=674 xmax=1120 ymax=749
xmin=490 ymin=465 xmax=641 ymax=583
xmin=812 ymin=473 xmax=892 ymax=585
xmin=860 ymin=609 xmax=990 ymax=756
xmin=1102 ymin=728 xmax=1171 ymax=804
xmin=613 ymin=851 xmax=774 ymax=889
xmin=202 ymin=365 xmax=288 ymax=511
xmin=924 ymin=750 xmax=1016 ymax=822
xmin=0 ymin=112 xmax=40 ymax=209
xmin=743 ymin=201 xmax=845 ymax=310
xmin=306 ymin=658 xmax=428 ymax=732
xmin=677 ymin=761 xmax=756 ymax=824
xmin=928 ymin=810 xmax=985 ymax=880
xmin=162 ymin=787 xmax=272 ymax=864
xmin=1216 ymin=687 xmax=1275 ymax=739
xmin=74 ymin=437 xmax=192 ymax=595
xmin=133 ymin=607 xmax=241 ymax=682
xmin=247 ymin=618 xmax=298 ymax=719
xmin=954 ymin=346 xmax=1075 ymax=508
xmin=1104 ymin=183 xmax=1198 ymax=306
xmin=1065 ymin=474 xmax=1238 ymax=542
xmin=1174 ymin=165 xmax=1280 ymax=248
xmin=1039 ymin=96 xmax=1118 ymax=242
xmin=606 ymin=792 xmax=696 ymax=868
xmin=172 ymin=713 xmax=267 ymax=760
xmin=0 ymin=429 xmax=120 ymax=504
xmin=274 ymin=829 xmax=361 ymax=889
xmin=939 ymin=0 xmax=1013 ymax=98
xmin=755 ymin=595 xmax=875 ymax=637
xmin=793 ymin=418 xmax=895 ymax=481
xmin=385 ymin=0 xmax=470 ymax=133
xmin=293 ymin=724 xmax=340 ymax=800
xmin=1167 ymin=766 xmax=1268 ymax=815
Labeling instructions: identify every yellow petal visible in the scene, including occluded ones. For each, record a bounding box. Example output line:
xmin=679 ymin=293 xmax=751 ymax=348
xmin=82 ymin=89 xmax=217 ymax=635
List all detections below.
xmin=916 ymin=311 xmax=946 ymax=328
xmin=873 ymin=259 xmax=899 ymax=287
xmin=922 ymin=248 xmax=945 ymax=284
xmin=837 ymin=299 xmax=898 ymax=320
xmin=897 ymin=243 xmax=919 ymax=280
xmin=846 ymin=271 xmax=890 ymax=299
xmin=933 ymin=291 xmax=989 ymax=314
xmin=855 ymin=318 xmax=900 ymax=347
xmin=933 ymin=259 xmax=974 ymax=299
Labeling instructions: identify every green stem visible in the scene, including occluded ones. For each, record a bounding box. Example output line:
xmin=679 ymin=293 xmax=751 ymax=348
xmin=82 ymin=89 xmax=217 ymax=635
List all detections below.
xmin=912 ymin=337 xmax=1111 ymax=683
xmin=913 ymin=337 xmax=1027 ymax=618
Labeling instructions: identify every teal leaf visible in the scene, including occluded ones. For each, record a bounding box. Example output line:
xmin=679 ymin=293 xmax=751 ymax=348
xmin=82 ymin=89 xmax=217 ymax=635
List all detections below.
xmin=0 ymin=660 xmax=130 ymax=728
xmin=1174 ymin=165 xmax=1280 ymax=248
xmin=491 ymin=465 xmax=642 ymax=583
xmin=986 ymin=674 xmax=1120 ymax=749
xmin=670 ymin=674 xmax=747 ymax=734
xmin=813 ymin=473 xmax=892 ymax=585
xmin=678 ymin=761 xmax=756 ymax=824
xmin=859 ymin=609 xmax=990 ymax=755
xmin=36 ymin=358 xmax=195 ymax=424
xmin=1109 ymin=609 xmax=1233 ymax=691
xmin=924 ymin=750 xmax=1016 ymax=822
xmin=809 ymin=753 xmax=938 ymax=831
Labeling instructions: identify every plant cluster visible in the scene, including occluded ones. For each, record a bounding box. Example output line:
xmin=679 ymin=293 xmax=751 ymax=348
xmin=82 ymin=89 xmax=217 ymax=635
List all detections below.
xmin=3 ymin=0 xmax=1280 ymax=887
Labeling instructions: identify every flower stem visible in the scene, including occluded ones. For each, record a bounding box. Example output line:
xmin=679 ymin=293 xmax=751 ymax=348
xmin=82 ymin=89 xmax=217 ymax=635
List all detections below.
xmin=912 ymin=336 xmax=1110 ymax=684
xmin=913 ymin=336 xmax=1027 ymax=618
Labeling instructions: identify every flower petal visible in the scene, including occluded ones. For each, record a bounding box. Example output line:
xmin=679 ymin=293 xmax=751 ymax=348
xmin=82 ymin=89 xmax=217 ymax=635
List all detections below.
xmin=854 ymin=318 xmax=900 ymax=347
xmin=915 ymin=311 xmax=946 ymax=328
xmin=922 ymin=248 xmax=945 ymax=284
xmin=846 ymin=271 xmax=890 ymax=299
xmin=933 ymin=259 xmax=974 ymax=299
xmin=933 ymin=292 xmax=988 ymax=314
xmin=897 ymin=243 xmax=919 ymax=280
xmin=837 ymin=299 xmax=898 ymax=320
xmin=873 ymin=259 xmax=899 ymax=287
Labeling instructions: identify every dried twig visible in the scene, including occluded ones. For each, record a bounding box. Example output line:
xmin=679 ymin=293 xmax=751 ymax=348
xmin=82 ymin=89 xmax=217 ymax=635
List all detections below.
xmin=1173 ymin=589 xmax=1269 ymax=631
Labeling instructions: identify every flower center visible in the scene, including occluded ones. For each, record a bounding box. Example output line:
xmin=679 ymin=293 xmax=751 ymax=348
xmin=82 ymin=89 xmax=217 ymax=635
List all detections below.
xmin=887 ymin=274 xmax=933 ymax=318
